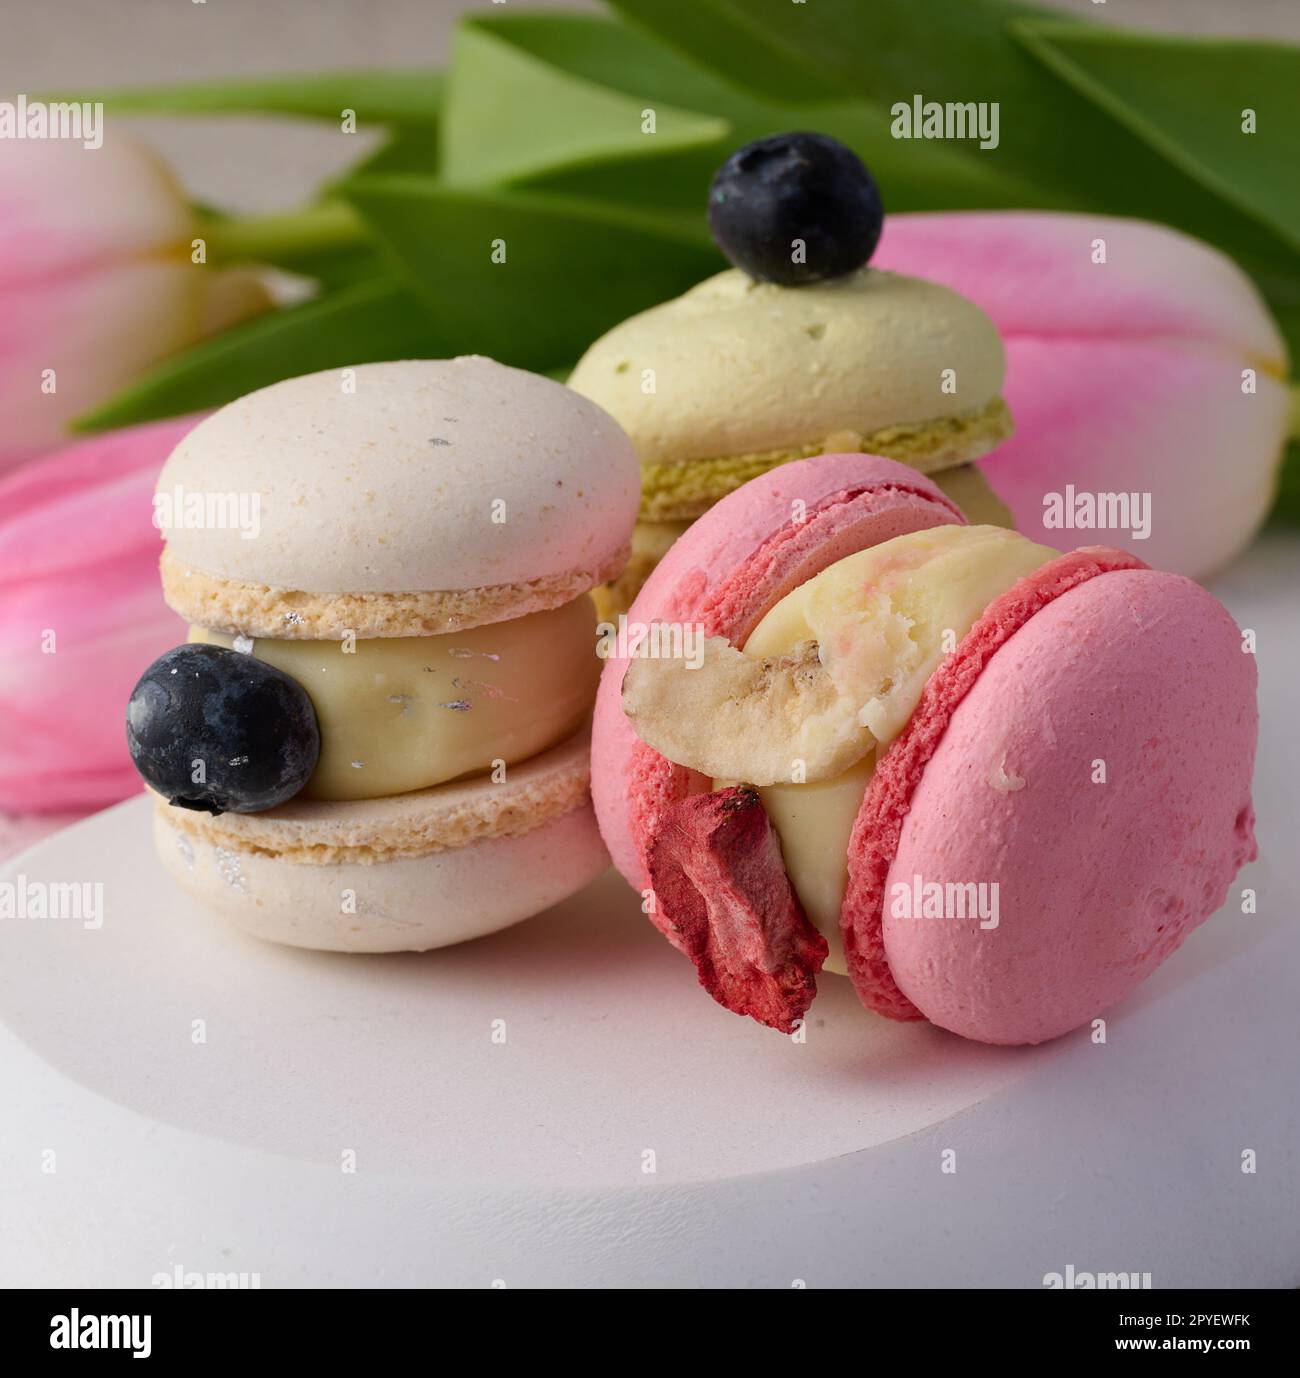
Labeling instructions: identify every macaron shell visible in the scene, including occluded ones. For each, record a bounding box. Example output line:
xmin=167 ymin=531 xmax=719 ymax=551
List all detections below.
xmin=841 ymin=546 xmax=1143 ymax=1020
xmin=568 ymin=267 xmax=1006 ymax=467
xmin=156 ymin=727 xmax=594 ymax=863
xmin=591 ymin=453 xmax=965 ymax=898
xmin=155 ymin=799 xmax=608 ymax=953
xmin=878 ymin=568 xmax=1257 ymax=1045
xmin=158 ymin=356 xmax=639 ymax=596
xmin=153 ymin=728 xmax=605 ymax=952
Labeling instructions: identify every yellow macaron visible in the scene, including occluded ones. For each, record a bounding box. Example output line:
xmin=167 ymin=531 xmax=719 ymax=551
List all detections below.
xmin=570 ymin=265 xmax=1014 ymax=615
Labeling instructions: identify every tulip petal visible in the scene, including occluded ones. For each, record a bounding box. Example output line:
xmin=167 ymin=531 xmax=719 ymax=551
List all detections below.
xmin=994 ymin=338 xmax=1288 ymax=576
xmin=0 ymin=259 xmax=203 ymax=472
xmin=0 ymin=135 xmax=192 ymax=287
xmin=0 ymin=132 xmax=260 ymax=476
xmin=877 ymin=211 xmax=1287 ymax=364
xmin=0 ymin=418 xmax=198 ymax=812
xmin=875 ymin=212 xmax=1291 ymax=575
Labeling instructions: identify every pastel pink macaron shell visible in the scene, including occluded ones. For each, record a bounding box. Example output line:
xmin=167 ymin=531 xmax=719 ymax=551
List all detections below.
xmin=876 ymin=567 xmax=1258 ymax=1045
xmin=842 ymin=546 xmax=1144 ymax=1020
xmin=591 ymin=453 xmax=964 ymax=897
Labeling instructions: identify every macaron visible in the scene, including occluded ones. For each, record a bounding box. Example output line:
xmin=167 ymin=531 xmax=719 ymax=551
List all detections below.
xmin=569 ymin=132 xmax=1014 ymax=617
xmin=129 ymin=356 xmax=639 ymax=952
xmin=592 ymin=454 xmax=1258 ymax=1045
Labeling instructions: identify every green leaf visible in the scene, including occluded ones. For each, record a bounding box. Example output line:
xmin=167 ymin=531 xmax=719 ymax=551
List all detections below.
xmin=200 ymin=199 xmax=366 ymax=267
xmin=477 ymin=9 xmax=811 ymax=110
xmin=598 ymin=0 xmax=840 ymax=102
xmin=1248 ymin=264 xmax=1300 ymax=362
xmin=250 ymin=133 xmax=440 ymax=288
xmin=1269 ymin=438 xmax=1300 ymax=526
xmin=608 ymin=0 xmax=1073 ymax=149
xmin=446 ymin=12 xmax=1045 ymax=212
xmin=605 ymin=0 xmax=1300 ymax=280
xmin=340 ymin=177 xmax=723 ymax=371
xmin=263 ymin=241 xmax=384 ymax=290
xmin=441 ymin=18 xmax=729 ymax=186
xmin=343 ymin=128 xmax=441 ymax=179
xmin=528 ymin=102 xmax=1046 ymax=214
xmin=73 ymin=280 xmax=448 ymax=431
xmin=51 ymin=70 xmax=443 ymax=124
xmin=1012 ymin=21 xmax=1300 ymax=254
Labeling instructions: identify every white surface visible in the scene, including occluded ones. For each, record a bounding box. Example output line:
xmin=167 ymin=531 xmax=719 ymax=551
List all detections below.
xmin=1 ymin=535 xmax=1297 ymax=1288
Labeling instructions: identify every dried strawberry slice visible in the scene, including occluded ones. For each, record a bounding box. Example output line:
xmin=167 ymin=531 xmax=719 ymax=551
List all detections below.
xmin=647 ymin=787 xmax=828 ymax=1033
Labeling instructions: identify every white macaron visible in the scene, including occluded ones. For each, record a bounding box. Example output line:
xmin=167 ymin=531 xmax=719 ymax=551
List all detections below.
xmin=141 ymin=357 xmax=638 ymax=952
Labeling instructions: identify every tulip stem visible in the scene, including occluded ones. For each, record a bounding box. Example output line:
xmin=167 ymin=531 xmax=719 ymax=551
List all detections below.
xmin=200 ymin=200 xmax=366 ymax=267
xmin=1290 ymin=382 xmax=1300 ymax=441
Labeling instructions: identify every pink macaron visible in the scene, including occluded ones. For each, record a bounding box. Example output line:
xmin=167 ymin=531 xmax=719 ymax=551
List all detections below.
xmin=593 ymin=452 xmax=965 ymax=902
xmin=592 ymin=454 xmax=1258 ymax=1045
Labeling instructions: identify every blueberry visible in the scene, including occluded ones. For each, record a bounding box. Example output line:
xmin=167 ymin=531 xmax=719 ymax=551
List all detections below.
xmin=707 ymin=132 xmax=883 ymax=286
xmin=126 ymin=644 xmax=320 ymax=814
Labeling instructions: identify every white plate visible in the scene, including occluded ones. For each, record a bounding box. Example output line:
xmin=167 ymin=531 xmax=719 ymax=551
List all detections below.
xmin=2 ymin=536 xmax=1297 ymax=1288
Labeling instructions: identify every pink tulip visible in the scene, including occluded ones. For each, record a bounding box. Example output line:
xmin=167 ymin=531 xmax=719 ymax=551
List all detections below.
xmin=0 ymin=132 xmax=265 ymax=475
xmin=875 ymin=212 xmax=1291 ymax=578
xmin=0 ymin=417 xmax=199 ymax=812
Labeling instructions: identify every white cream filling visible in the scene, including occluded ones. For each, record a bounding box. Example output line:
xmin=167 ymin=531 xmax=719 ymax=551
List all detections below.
xmin=193 ymin=596 xmax=599 ymax=800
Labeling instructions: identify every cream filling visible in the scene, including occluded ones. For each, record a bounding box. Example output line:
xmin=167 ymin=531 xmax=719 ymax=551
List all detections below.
xmin=717 ymin=525 xmax=1056 ymax=974
xmin=592 ymin=518 xmax=692 ymax=624
xmin=192 ymin=596 xmax=599 ymax=801
xmin=595 ymin=466 xmax=1014 ymax=624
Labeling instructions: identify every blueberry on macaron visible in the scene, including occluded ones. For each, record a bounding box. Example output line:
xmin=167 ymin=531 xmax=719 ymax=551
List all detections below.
xmin=707 ymin=131 xmax=883 ymax=286
xmin=127 ymin=643 xmax=320 ymax=815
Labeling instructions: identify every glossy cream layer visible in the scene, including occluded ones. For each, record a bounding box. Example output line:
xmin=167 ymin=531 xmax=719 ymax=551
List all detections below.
xmin=193 ymin=596 xmax=599 ymax=800
xmin=733 ymin=526 xmax=1056 ymax=973
xmin=753 ymin=756 xmax=875 ymax=975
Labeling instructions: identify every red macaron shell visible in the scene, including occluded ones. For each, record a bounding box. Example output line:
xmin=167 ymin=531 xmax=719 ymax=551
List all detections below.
xmin=853 ymin=563 xmax=1258 ymax=1045
xmin=591 ymin=454 xmax=965 ymax=933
